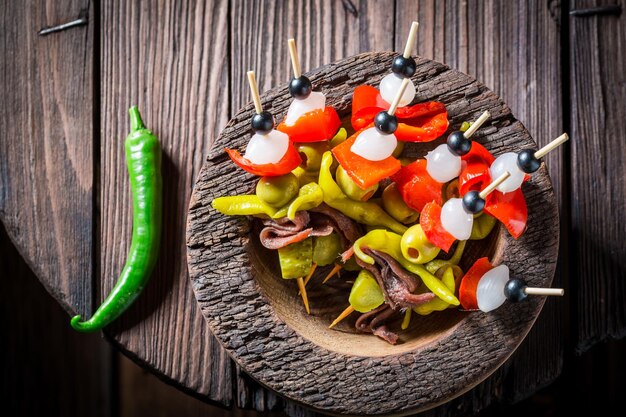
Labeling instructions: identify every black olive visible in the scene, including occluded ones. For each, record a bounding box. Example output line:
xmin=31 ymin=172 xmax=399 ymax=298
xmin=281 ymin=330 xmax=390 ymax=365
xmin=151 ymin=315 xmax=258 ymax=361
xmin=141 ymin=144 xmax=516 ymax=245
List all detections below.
xmin=517 ymin=149 xmax=542 ymax=173
xmin=504 ymin=278 xmax=528 ymax=303
xmin=391 ymin=55 xmax=417 ymax=78
xmin=447 ymin=131 xmax=472 ymax=156
xmin=251 ymin=111 xmax=274 ymax=134
xmin=374 ymin=111 xmax=398 ymax=134
xmin=462 ymin=190 xmax=485 ymax=214
xmin=288 ymin=76 xmax=312 ymax=99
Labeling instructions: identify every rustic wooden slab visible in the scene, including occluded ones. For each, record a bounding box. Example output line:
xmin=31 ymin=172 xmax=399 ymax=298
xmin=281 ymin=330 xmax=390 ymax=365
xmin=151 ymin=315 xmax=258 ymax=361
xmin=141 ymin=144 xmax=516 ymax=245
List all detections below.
xmin=569 ymin=0 xmax=626 ymax=353
xmin=187 ymin=51 xmax=560 ymax=415
xmin=0 ymin=0 xmax=94 ymax=318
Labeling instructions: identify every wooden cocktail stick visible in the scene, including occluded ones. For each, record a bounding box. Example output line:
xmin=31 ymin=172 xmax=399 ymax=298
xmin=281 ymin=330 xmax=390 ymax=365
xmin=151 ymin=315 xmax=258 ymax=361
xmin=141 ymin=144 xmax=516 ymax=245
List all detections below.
xmin=388 ymin=78 xmax=411 ymax=115
xmin=524 ymin=287 xmax=565 ymax=296
xmin=403 ymin=21 xmax=419 ymax=58
xmin=322 ymin=264 xmax=343 ymax=284
xmin=288 ymin=38 xmax=302 ymax=78
xmin=479 ymin=171 xmax=511 ymax=199
xmin=247 ymin=71 xmax=263 ymax=114
xmin=463 ymin=110 xmax=491 ymax=139
xmin=296 ymin=277 xmax=310 ymax=314
xmin=303 ymin=263 xmax=318 ymax=287
xmin=534 ymin=133 xmax=569 ymax=159
xmin=329 ymin=305 xmax=355 ymax=328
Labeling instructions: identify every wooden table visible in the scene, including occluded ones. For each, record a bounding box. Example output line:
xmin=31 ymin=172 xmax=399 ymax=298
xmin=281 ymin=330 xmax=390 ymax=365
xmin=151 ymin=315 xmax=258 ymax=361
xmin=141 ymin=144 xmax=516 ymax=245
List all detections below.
xmin=1 ymin=0 xmax=624 ymax=415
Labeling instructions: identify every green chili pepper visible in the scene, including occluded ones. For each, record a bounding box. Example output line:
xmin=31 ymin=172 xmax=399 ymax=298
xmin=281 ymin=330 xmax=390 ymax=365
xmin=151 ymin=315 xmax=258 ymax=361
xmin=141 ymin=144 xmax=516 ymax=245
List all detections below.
xmin=319 ymin=152 xmax=407 ymax=234
xmin=287 ymin=182 xmax=323 ymax=220
xmin=329 ymin=127 xmax=348 ymax=148
xmin=353 ymin=229 xmax=459 ymax=305
xmin=414 ymin=267 xmax=456 ymax=315
xmin=349 ymin=270 xmax=385 ymax=313
xmin=470 ymin=213 xmax=497 ymax=240
xmin=382 ymin=183 xmax=419 ymax=224
xmin=424 ymin=240 xmax=467 ymax=274
xmin=336 ymin=165 xmax=378 ymax=201
xmin=400 ymin=224 xmax=440 ymax=264
xmin=312 ymin=233 xmax=342 ymax=266
xmin=460 ymin=121 xmax=471 ymax=132
xmin=212 ymin=195 xmax=277 ymax=217
xmin=71 ymin=106 xmax=162 ymax=332
xmin=278 ymin=238 xmax=313 ymax=279
xmin=401 ymin=308 xmax=412 ymax=330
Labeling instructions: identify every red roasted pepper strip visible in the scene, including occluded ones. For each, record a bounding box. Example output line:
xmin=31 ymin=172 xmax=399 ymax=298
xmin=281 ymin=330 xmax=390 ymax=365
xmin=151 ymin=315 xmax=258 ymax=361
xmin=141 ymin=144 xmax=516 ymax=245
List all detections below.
xmin=458 ymin=142 xmax=495 ymax=195
xmin=391 ymin=159 xmax=443 ymax=212
xmin=351 ymin=85 xmax=449 ymax=142
xmin=277 ymin=106 xmax=341 ymax=142
xmin=484 ymin=189 xmax=528 ymax=239
xmin=458 ymin=257 xmax=493 ymax=310
xmin=331 ymin=129 xmax=401 ymax=189
xmin=225 ymin=145 xmax=302 ymax=177
xmin=419 ymin=201 xmax=456 ymax=252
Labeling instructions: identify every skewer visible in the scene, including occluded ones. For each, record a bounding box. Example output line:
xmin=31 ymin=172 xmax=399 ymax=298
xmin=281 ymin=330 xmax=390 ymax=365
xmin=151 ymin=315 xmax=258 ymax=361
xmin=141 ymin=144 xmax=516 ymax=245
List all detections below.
xmin=524 ymin=287 xmax=565 ymax=296
xmin=403 ymin=21 xmax=419 ymax=58
xmin=329 ymin=305 xmax=355 ymax=328
xmin=479 ymin=171 xmax=511 ymax=199
xmin=288 ymin=38 xmax=302 ymax=79
xmin=296 ymin=277 xmax=310 ymax=314
xmin=534 ymin=133 xmax=569 ymax=159
xmin=463 ymin=111 xmax=491 ymax=139
xmin=388 ymin=78 xmax=411 ymax=115
xmin=322 ymin=263 xmax=343 ymax=284
xmin=302 ymin=263 xmax=318 ymax=287
xmin=246 ymin=71 xmax=263 ymax=114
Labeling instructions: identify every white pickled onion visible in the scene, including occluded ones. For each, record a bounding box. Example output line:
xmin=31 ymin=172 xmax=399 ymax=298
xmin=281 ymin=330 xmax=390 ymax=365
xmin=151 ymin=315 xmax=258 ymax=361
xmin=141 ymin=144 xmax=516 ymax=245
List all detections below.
xmin=379 ymin=73 xmax=416 ymax=107
xmin=440 ymin=198 xmax=473 ymax=240
xmin=243 ymin=129 xmax=289 ymax=164
xmin=476 ymin=264 xmax=510 ymax=312
xmin=490 ymin=152 xmax=525 ymax=193
xmin=425 ymin=144 xmax=462 ymax=183
xmin=284 ymin=91 xmax=326 ymax=126
xmin=350 ymin=127 xmax=397 ymax=161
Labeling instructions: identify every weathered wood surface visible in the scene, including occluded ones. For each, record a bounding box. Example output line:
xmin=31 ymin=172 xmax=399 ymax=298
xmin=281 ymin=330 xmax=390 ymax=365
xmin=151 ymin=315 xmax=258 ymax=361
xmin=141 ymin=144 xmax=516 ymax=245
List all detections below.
xmin=187 ymin=51 xmax=560 ymax=415
xmin=569 ymin=0 xmax=626 ymax=353
xmin=6 ymin=0 xmax=624 ymax=415
xmin=0 ymin=0 xmax=94 ymax=318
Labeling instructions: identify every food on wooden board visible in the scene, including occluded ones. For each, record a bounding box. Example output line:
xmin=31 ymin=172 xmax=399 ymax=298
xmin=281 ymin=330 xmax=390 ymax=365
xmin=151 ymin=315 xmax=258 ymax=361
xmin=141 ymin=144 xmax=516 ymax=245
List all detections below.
xmin=490 ymin=133 xmax=569 ymax=192
xmin=276 ymin=39 xmax=341 ymax=142
xmin=211 ymin=23 xmax=566 ymax=344
xmin=71 ymin=106 xmax=162 ymax=332
xmin=459 ymin=258 xmax=564 ymax=312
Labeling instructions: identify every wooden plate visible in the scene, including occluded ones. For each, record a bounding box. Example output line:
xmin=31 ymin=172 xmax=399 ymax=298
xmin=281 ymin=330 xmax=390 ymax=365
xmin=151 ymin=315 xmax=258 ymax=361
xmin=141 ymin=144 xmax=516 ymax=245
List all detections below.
xmin=186 ymin=52 xmax=559 ymax=415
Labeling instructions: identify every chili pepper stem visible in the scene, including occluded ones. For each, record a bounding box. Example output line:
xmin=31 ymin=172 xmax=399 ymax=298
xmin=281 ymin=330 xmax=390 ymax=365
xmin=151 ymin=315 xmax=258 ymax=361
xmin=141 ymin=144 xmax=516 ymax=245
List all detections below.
xmin=322 ymin=263 xmax=343 ymax=284
xmin=129 ymin=105 xmax=146 ymax=131
xmin=329 ymin=305 xmax=355 ymax=328
xmin=401 ymin=308 xmax=412 ymax=330
xmin=296 ymin=277 xmax=310 ymax=314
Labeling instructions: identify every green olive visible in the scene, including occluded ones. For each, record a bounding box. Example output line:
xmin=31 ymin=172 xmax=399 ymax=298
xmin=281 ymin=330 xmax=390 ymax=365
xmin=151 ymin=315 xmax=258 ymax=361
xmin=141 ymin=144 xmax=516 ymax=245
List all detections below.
xmin=349 ymin=270 xmax=385 ymax=313
xmin=400 ymin=224 xmax=440 ymax=264
xmin=329 ymin=127 xmax=348 ymax=148
xmin=443 ymin=179 xmax=460 ymax=201
xmin=336 ymin=165 xmax=378 ymax=201
xmin=297 ymin=142 xmax=331 ymax=173
xmin=382 ymin=183 xmax=419 ymax=224
xmin=255 ymin=173 xmax=299 ymax=208
xmin=470 ymin=212 xmax=497 ymax=239
xmin=392 ymin=141 xmax=405 ymax=158
xmin=312 ymin=233 xmax=342 ymax=266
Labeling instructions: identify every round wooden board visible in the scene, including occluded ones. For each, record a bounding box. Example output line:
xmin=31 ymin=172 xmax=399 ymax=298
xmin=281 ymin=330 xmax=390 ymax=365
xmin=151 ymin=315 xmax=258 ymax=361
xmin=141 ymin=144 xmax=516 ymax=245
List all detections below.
xmin=186 ymin=52 xmax=559 ymax=415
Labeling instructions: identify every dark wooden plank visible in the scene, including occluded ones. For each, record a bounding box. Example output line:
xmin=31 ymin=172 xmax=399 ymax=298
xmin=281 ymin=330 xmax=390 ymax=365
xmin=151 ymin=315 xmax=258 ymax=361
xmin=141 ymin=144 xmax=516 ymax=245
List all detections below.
xmin=229 ymin=1 xmax=395 ymax=412
xmin=0 ymin=0 xmax=94 ymax=317
xmin=569 ymin=0 xmax=626 ymax=353
xmin=99 ymin=0 xmax=233 ymax=406
xmin=0 ymin=223 xmax=112 ymax=417
xmin=394 ymin=0 xmax=565 ymax=412
xmin=187 ymin=51 xmax=559 ymax=416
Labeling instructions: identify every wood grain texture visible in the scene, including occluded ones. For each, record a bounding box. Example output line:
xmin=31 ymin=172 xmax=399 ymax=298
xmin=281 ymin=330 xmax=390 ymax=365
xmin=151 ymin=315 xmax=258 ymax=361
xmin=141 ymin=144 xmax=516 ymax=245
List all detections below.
xmin=187 ymin=52 xmax=560 ymax=415
xmin=395 ymin=0 xmax=566 ymax=410
xmin=0 ymin=0 xmax=94 ymax=317
xmin=569 ymin=0 xmax=626 ymax=353
xmin=99 ymin=0 xmax=233 ymax=405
